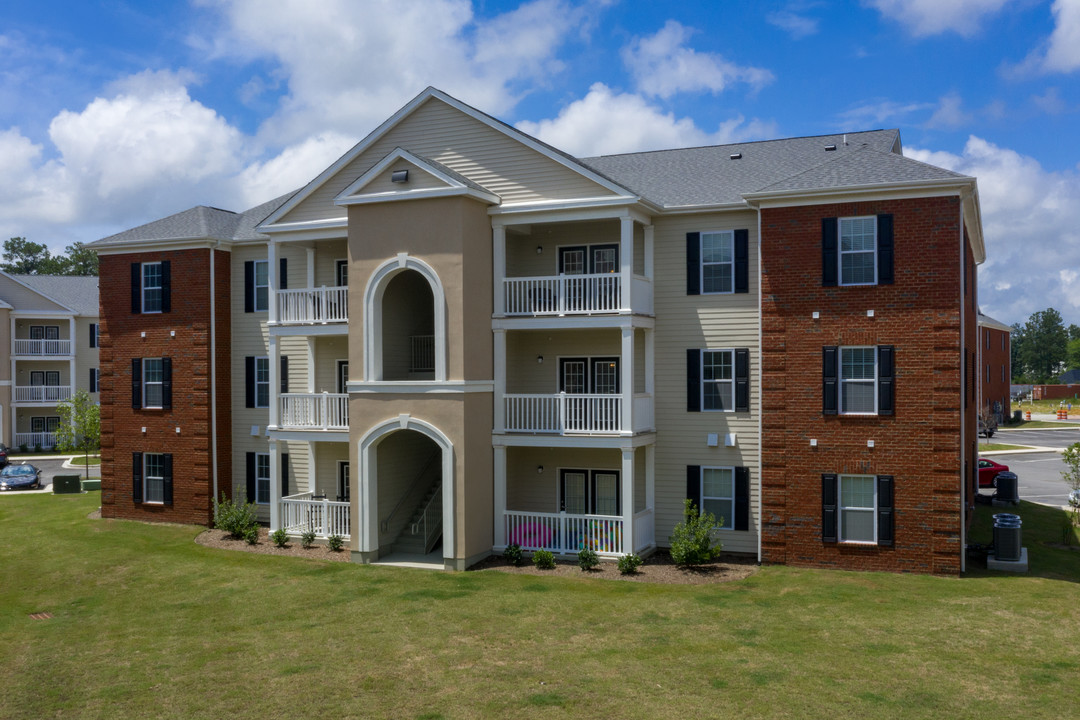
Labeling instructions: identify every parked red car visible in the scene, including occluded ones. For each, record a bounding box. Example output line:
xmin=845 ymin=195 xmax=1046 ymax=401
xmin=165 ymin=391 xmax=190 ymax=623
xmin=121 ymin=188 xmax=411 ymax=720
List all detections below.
xmin=978 ymin=458 xmax=1009 ymax=488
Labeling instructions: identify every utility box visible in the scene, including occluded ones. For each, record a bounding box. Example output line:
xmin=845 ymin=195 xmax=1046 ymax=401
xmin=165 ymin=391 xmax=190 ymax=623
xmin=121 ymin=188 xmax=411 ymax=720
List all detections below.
xmin=52 ymin=474 xmax=83 ymax=494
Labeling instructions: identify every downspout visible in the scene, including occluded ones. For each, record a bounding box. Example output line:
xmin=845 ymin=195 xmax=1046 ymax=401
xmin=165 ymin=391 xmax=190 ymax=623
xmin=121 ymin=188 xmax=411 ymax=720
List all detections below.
xmin=959 ymin=199 xmax=967 ymax=573
xmin=210 ymin=243 xmax=219 ymax=506
xmin=756 ymin=205 xmax=763 ymax=565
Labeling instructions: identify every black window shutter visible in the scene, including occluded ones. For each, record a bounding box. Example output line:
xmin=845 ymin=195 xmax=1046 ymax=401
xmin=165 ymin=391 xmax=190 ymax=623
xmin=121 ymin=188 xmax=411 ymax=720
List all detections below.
xmin=162 ymin=357 xmax=172 ymax=410
xmin=687 ymin=349 xmax=701 ymax=412
xmin=735 ymin=348 xmax=750 ymax=413
xmin=877 ymin=214 xmax=894 ymax=285
xmin=89 ymin=324 xmax=97 ymax=348
xmin=131 ymin=263 xmax=141 ymax=313
xmin=282 ymin=454 xmax=290 ymax=497
xmin=686 ymin=232 xmax=700 ymax=295
xmin=876 ymin=475 xmax=894 ymax=546
xmin=686 ymin=466 xmax=701 ymax=512
xmin=279 ymin=257 xmax=288 ymax=290
xmin=559 ymin=473 xmax=566 ymax=512
xmin=822 ymin=474 xmax=838 ymax=543
xmin=877 ymin=345 xmax=895 ymax=416
xmin=245 ymin=356 xmax=255 ymax=408
xmin=162 ymin=454 xmax=173 ymax=506
xmin=160 ymin=260 xmax=171 ymax=312
xmin=131 ymin=358 xmax=142 ymax=409
xmin=822 ymin=217 xmax=838 ymax=287
xmin=280 ymin=356 xmax=289 ymax=394
xmin=89 ymin=368 xmax=94 ymax=392
xmin=734 ymin=467 xmax=750 ymax=531
xmin=734 ymin=229 xmax=749 ymax=293
xmin=244 ymin=261 xmax=255 ymax=313
xmin=132 ymin=452 xmax=143 ymax=503
xmin=246 ymin=452 xmax=256 ymax=503
xmin=823 ymin=346 xmax=839 ymax=415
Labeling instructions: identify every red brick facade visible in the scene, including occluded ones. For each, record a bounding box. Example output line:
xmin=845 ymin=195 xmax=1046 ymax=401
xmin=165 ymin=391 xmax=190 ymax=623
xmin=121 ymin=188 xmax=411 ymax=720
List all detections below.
xmin=759 ymin=196 xmax=975 ymax=574
xmin=99 ymin=248 xmax=231 ymax=526
xmin=979 ymin=324 xmax=1011 ymax=420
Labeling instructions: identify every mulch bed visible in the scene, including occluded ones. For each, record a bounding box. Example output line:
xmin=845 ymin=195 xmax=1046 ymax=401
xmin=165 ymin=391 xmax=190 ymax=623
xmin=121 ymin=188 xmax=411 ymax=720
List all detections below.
xmin=468 ymin=550 xmax=757 ymax=584
xmin=194 ymin=527 xmax=352 ymax=561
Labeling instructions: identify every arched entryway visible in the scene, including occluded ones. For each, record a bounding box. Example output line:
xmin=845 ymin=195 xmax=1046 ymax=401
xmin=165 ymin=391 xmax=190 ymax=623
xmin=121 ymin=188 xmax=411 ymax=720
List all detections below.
xmin=357 ymin=415 xmax=455 ymax=563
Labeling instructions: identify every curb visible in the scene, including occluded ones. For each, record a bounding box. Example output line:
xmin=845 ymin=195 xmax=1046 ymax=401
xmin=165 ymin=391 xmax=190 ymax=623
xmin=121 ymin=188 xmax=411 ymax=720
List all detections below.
xmin=979 ymin=446 xmax=1062 ymax=456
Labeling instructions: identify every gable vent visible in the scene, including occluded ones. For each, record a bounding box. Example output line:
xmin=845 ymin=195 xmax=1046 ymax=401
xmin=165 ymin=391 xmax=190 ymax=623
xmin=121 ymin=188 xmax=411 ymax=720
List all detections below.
xmin=730 ymin=152 xmax=742 ymax=160
xmin=391 ymin=169 xmax=409 ymax=183
xmin=824 ymin=144 xmax=837 ymax=151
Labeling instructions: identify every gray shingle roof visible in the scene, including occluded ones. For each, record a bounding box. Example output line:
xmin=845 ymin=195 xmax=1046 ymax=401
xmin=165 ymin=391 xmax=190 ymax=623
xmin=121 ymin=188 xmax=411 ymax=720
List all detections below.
xmin=579 ymin=130 xmax=904 ymax=207
xmin=753 ymin=145 xmax=968 ymax=194
xmin=11 ymin=274 xmax=99 ymax=316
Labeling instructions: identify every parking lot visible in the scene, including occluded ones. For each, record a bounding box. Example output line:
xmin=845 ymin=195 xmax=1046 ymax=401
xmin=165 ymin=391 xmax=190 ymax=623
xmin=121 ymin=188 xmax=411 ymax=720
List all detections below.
xmin=986 ymin=427 xmax=1080 ymax=508
xmin=0 ymin=456 xmax=99 ymax=494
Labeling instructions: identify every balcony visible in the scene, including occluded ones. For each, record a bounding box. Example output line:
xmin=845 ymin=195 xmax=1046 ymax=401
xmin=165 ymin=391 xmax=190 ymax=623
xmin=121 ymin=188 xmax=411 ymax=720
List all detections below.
xmin=503 ymin=393 xmax=653 ymax=435
xmin=13 ymin=339 xmax=72 ymax=356
xmin=14 ymin=386 xmax=71 ymax=403
xmin=503 ymin=508 xmax=654 ymax=556
xmin=15 ymin=431 xmax=57 ymax=450
xmin=276 ymin=287 xmax=348 ymax=324
xmin=279 ymin=393 xmax=349 ymax=431
xmin=281 ymin=492 xmax=350 ymax=539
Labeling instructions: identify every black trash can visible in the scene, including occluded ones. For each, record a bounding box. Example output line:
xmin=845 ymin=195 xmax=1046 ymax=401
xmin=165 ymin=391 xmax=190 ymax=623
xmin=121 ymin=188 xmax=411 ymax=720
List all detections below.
xmin=993 ymin=471 xmax=1019 ymax=505
xmin=993 ymin=513 xmax=1022 ymax=561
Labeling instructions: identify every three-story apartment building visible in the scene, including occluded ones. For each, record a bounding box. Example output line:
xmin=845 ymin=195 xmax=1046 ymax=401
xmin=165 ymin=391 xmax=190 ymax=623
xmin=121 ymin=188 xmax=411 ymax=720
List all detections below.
xmin=93 ymin=88 xmax=984 ymax=574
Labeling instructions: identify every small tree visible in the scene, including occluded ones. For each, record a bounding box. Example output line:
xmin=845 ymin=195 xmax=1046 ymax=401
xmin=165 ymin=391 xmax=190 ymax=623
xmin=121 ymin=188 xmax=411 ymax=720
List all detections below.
xmin=1062 ymin=442 xmax=1080 ymax=526
xmin=669 ymin=499 xmax=723 ymax=566
xmin=54 ymin=390 xmax=100 ymax=480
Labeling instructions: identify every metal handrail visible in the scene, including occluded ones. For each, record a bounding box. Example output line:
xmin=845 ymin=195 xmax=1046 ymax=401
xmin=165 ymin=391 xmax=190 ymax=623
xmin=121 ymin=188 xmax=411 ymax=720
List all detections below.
xmin=411 ymin=484 xmax=443 ymax=554
xmin=380 ymin=448 xmax=440 ymax=532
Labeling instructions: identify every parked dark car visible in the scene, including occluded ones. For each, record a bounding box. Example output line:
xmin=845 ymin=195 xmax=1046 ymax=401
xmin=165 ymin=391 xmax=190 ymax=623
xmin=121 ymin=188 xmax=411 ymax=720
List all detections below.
xmin=977 ymin=458 xmax=1009 ymax=488
xmin=978 ymin=416 xmax=997 ymax=438
xmin=0 ymin=443 xmax=8 ymax=468
xmin=0 ymin=463 xmax=41 ymax=491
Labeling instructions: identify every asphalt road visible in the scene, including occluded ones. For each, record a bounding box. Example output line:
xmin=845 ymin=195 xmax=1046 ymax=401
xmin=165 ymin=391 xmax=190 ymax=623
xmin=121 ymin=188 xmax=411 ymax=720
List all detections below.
xmin=982 ymin=428 xmax=1080 ymax=508
xmin=0 ymin=457 xmax=98 ymax=493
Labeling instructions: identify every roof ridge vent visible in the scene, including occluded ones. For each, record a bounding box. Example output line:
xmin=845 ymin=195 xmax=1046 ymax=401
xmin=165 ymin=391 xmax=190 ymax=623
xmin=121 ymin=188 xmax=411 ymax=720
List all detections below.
xmin=824 ymin=144 xmax=837 ymax=151
xmin=730 ymin=152 xmax=742 ymax=160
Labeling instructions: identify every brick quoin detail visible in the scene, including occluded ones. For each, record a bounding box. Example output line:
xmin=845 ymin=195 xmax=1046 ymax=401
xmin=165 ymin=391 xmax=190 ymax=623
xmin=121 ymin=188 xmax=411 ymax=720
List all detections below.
xmin=759 ymin=196 xmax=973 ymax=575
xmin=99 ymin=248 xmax=231 ymax=526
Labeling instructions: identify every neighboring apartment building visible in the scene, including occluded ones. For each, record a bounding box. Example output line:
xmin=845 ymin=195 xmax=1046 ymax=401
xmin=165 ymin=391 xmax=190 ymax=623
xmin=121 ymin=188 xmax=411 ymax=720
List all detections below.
xmin=92 ymin=87 xmax=984 ymax=574
xmin=978 ymin=313 xmax=1011 ymax=423
xmin=0 ymin=272 xmax=99 ymax=450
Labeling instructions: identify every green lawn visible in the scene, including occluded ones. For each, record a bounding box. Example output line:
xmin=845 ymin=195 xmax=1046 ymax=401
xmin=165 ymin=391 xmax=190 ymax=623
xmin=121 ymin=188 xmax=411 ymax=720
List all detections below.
xmin=3 ymin=494 xmax=1080 ymax=719
xmin=977 ymin=442 xmax=1033 ymax=452
xmin=1001 ymin=420 xmax=1077 ymax=429
xmin=66 ymin=455 xmax=102 ymax=466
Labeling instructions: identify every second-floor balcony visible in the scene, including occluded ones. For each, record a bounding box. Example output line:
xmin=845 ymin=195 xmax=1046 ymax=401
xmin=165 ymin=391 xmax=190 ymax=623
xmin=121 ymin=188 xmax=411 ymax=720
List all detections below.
xmin=279 ymin=393 xmax=349 ymax=431
xmin=14 ymin=385 xmax=72 ymax=403
xmin=502 ymin=273 xmax=652 ymax=317
xmin=13 ymin=338 xmax=72 ymax=356
xmin=503 ymin=393 xmax=654 ymax=435
xmin=276 ymin=287 xmax=348 ymax=324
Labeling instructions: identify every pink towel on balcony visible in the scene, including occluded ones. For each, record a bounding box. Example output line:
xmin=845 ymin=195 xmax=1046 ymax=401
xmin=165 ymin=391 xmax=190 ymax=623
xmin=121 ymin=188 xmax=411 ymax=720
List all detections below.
xmin=508 ymin=521 xmax=553 ymax=548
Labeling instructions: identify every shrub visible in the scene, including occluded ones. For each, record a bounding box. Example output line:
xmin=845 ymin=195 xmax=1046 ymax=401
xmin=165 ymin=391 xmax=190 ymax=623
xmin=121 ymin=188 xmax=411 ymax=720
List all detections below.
xmin=327 ymin=534 xmax=344 ymax=552
xmin=270 ymin=528 xmax=289 ymax=548
xmin=301 ymin=530 xmax=316 ymax=549
xmin=18 ymin=443 xmax=27 ymax=454
xmin=213 ymin=493 xmax=259 ymax=539
xmin=33 ymin=443 xmax=41 ymax=453
xmin=577 ymin=546 xmax=599 ymax=571
xmin=618 ymin=553 xmax=644 ymax=575
xmin=532 ymin=549 xmax=556 ymax=569
xmin=503 ymin=543 xmax=524 ymax=567
xmin=243 ymin=525 xmax=258 ymax=545
xmin=669 ymin=499 xmax=723 ymax=566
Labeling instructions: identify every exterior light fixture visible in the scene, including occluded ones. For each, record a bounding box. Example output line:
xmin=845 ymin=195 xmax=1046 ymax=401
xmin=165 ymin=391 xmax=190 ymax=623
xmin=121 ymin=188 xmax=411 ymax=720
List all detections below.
xmin=537 ymin=355 xmax=543 ymax=364
xmin=537 ymin=465 xmax=544 ymax=474
xmin=536 ymin=245 xmax=543 ymax=254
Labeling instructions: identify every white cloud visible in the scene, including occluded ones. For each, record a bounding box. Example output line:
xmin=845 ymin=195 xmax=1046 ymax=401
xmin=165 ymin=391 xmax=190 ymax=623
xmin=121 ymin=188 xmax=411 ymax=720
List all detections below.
xmin=908 ymin=137 xmax=1080 ymax=324
xmin=926 ymin=92 xmax=973 ymax=128
xmin=766 ymin=10 xmax=820 ymax=39
xmin=1044 ymin=0 xmax=1080 ymax=72
xmin=864 ymin=0 xmax=1015 ymax=37
xmin=1032 ymin=87 xmax=1067 ymax=114
xmin=516 ymin=83 xmax=776 ymax=156
xmin=621 ymin=20 xmax=773 ymax=99
xmin=236 ymin=131 xmax=356 ymax=209
xmin=839 ymin=99 xmax=935 ymax=126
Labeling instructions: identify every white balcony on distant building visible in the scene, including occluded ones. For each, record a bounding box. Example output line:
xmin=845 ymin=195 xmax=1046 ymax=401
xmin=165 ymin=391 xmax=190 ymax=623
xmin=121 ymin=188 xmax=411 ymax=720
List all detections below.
xmin=13 ymin=339 xmax=72 ymax=356
xmin=14 ymin=386 xmax=72 ymax=403
xmin=278 ymin=393 xmax=349 ymax=431
xmin=275 ymin=287 xmax=348 ymax=324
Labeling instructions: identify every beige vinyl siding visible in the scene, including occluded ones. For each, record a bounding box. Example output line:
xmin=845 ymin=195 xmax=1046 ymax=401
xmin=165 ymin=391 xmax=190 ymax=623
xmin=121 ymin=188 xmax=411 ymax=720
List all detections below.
xmin=505 ymin=329 xmax=622 ymax=394
xmin=506 ymin=446 xmax=624 ymax=514
xmin=312 ymin=441 xmax=349 ymax=499
xmin=314 ymin=240 xmax=348 ymax=288
xmin=74 ymin=316 xmax=100 ymax=398
xmin=18 ymin=360 xmax=69 ymax=383
xmin=651 ymin=210 xmax=760 ymax=555
xmin=0 ymin=309 xmax=9 ymax=382
xmin=14 ymin=317 xmax=71 ymax=340
xmin=0 ymin=276 xmax=67 ymax=311
xmin=280 ymin=440 xmax=310 ymax=497
xmin=279 ymin=239 xmax=348 ymax=288
xmin=314 ymin=336 xmax=348 ymax=392
xmin=279 ymin=98 xmax=617 ymax=226
xmin=505 ymin=219 xmax=622 ymax=278
xmin=352 ymin=160 xmax=453 ymax=197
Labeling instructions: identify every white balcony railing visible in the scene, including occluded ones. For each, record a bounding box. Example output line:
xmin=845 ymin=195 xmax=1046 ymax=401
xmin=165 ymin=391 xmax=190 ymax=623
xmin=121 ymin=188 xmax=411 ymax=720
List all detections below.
xmin=276 ymin=287 xmax=348 ymax=324
xmin=633 ymin=508 xmax=655 ymax=555
xmin=505 ymin=510 xmax=624 ymax=555
xmin=504 ymin=274 xmax=622 ymax=316
xmin=13 ymin=339 xmax=72 ymax=355
xmin=504 ymin=394 xmax=623 ymax=434
xmin=279 ymin=393 xmax=349 ymax=430
xmin=14 ymin=386 xmax=72 ymax=403
xmin=282 ymin=492 xmax=350 ymax=539
xmin=15 ymin=432 xmax=57 ymax=450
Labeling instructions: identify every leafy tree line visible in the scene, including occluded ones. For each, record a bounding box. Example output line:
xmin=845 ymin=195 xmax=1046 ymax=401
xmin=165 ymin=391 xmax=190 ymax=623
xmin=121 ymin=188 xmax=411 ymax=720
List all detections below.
xmin=1 ymin=237 xmax=98 ymax=276
xmin=1010 ymin=307 xmax=1080 ymax=384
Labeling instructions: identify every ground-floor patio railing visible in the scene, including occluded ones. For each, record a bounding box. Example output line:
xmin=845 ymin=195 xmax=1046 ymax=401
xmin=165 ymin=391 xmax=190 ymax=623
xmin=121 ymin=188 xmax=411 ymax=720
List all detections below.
xmin=504 ymin=510 xmax=626 ymax=555
xmin=281 ymin=492 xmax=350 ymax=539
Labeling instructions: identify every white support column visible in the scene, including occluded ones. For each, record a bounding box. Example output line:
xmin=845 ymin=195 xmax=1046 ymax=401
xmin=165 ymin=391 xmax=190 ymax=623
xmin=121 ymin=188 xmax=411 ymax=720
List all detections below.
xmin=493 ymin=445 xmax=507 ymax=547
xmin=620 ymin=217 xmax=634 ymax=311
xmin=267 ymin=241 xmax=277 ymax=324
xmin=309 ymin=442 xmax=318 ymax=495
xmin=268 ymin=335 xmax=280 ymax=430
xmin=643 ymin=224 xmax=654 ymax=281
xmin=493 ymin=329 xmax=506 ymax=433
xmin=621 ymin=448 xmax=634 ymax=554
xmin=68 ymin=316 xmax=76 ymax=405
xmin=645 ymin=444 xmax=655 ymax=511
xmin=621 ymin=326 xmax=633 ymax=434
xmin=493 ymin=224 xmax=506 ymax=317
xmin=269 ymin=439 xmax=281 ymax=531
xmin=644 ymin=327 xmax=655 ymax=396
xmin=306 ymin=338 xmax=316 ymax=392
xmin=306 ymin=247 xmax=316 ymax=289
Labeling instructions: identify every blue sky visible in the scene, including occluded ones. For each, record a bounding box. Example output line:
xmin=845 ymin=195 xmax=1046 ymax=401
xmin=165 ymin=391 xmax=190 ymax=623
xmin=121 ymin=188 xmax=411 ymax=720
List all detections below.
xmin=1 ymin=0 xmax=1079 ymax=325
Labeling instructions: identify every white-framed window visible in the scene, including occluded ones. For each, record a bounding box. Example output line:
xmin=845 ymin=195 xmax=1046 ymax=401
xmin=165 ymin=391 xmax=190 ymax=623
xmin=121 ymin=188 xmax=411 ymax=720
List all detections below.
xmin=31 ymin=416 xmax=60 ymax=433
xmin=701 ymin=231 xmax=734 ymax=294
xmin=702 ymin=349 xmax=735 ymax=412
xmin=255 ymin=452 xmax=270 ymax=504
xmin=143 ymin=358 xmax=164 ymax=409
xmin=559 ymin=469 xmax=620 ymax=516
xmin=142 ymin=262 xmax=163 ymax=313
xmin=144 ymin=453 xmax=166 ymax=504
xmin=839 ymin=347 xmax=876 ymax=414
xmin=254 ymin=356 xmax=269 ymax=408
xmin=254 ymin=259 xmax=269 ymax=312
xmin=839 ymin=474 xmax=876 ymax=543
xmin=839 ymin=217 xmax=877 ymax=286
xmin=701 ymin=467 xmax=734 ymax=529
